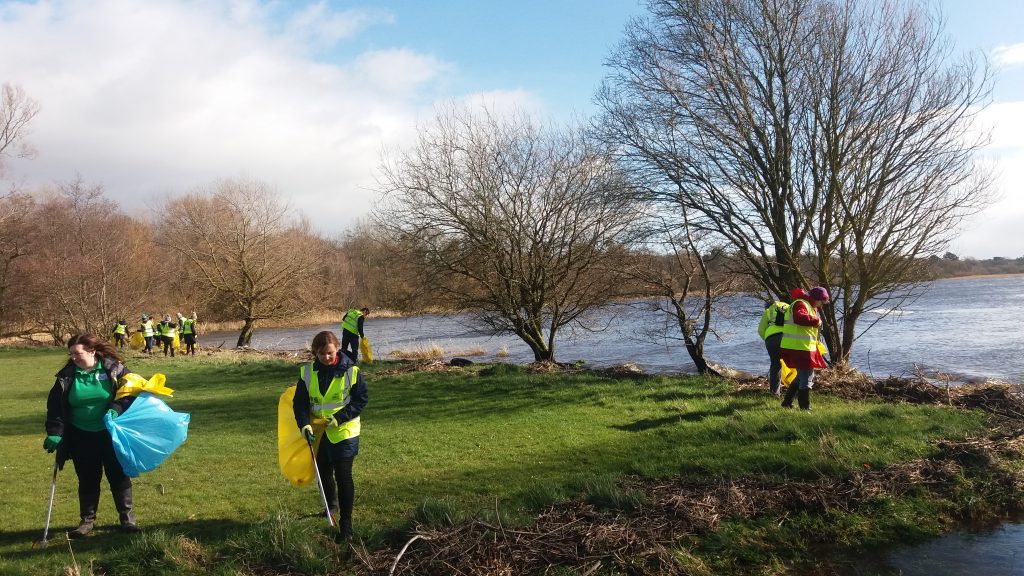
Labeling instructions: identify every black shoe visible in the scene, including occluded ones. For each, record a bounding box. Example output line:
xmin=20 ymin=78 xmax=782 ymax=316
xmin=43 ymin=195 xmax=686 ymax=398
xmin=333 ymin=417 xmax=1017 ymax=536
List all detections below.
xmin=69 ymin=520 xmax=94 ymax=538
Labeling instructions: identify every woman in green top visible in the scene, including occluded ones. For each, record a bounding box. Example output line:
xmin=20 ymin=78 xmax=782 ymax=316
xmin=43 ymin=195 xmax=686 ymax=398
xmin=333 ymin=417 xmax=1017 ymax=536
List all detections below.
xmin=44 ymin=334 xmax=139 ymax=537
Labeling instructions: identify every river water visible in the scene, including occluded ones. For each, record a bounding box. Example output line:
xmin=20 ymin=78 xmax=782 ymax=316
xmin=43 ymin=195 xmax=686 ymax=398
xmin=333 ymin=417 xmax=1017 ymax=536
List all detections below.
xmin=198 ymin=274 xmax=1024 ymax=383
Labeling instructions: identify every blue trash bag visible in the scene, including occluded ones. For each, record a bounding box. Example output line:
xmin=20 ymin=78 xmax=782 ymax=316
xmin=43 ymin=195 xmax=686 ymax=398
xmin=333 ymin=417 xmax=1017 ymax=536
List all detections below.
xmin=104 ymin=392 xmax=190 ymax=477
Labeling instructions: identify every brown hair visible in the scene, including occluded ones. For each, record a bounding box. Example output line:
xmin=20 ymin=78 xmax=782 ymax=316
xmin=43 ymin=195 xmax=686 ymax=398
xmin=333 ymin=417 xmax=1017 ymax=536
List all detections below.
xmin=67 ymin=333 xmax=123 ymax=364
xmin=311 ymin=330 xmax=340 ymax=355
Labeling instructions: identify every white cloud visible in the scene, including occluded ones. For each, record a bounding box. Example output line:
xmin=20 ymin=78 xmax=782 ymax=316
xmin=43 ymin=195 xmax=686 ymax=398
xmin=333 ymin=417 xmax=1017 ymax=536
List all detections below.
xmin=992 ymin=43 xmax=1024 ymax=68
xmin=955 ymin=101 xmax=1024 ymax=258
xmin=0 ymin=0 xmax=468 ymax=235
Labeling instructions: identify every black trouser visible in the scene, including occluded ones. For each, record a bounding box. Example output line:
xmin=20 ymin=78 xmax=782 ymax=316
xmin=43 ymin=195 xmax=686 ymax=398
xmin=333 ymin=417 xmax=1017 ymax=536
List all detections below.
xmin=161 ymin=335 xmax=175 ymax=356
xmin=764 ymin=333 xmax=783 ymax=395
xmin=316 ymin=451 xmax=355 ymax=535
xmin=67 ymin=427 xmax=132 ymax=521
xmin=340 ymin=331 xmax=359 ymax=362
xmin=113 ymin=334 xmax=126 ymax=349
xmin=183 ymin=334 xmax=197 ymax=355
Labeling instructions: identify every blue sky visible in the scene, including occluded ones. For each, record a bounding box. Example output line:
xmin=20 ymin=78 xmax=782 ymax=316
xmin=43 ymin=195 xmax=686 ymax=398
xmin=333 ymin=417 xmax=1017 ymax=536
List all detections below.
xmin=0 ymin=0 xmax=1020 ymax=258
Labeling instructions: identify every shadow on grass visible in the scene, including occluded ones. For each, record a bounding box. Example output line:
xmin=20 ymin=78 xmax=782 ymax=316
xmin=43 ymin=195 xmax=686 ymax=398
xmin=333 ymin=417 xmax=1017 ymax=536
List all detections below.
xmin=614 ymin=400 xmax=767 ymax=432
xmin=0 ymin=518 xmax=247 ymax=561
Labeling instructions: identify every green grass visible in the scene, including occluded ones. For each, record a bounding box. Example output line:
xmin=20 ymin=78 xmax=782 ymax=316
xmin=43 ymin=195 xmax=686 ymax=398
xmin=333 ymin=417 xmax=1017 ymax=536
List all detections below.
xmin=0 ymin=347 xmax=995 ymax=574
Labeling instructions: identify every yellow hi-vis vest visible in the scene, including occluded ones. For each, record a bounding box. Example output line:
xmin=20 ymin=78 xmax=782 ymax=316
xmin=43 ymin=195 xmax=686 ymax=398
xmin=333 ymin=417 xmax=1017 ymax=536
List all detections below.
xmin=758 ymin=302 xmax=788 ymax=340
xmin=158 ymin=322 xmax=177 ymax=337
xmin=340 ymin=309 xmax=362 ymax=335
xmin=181 ymin=318 xmax=195 ymax=334
xmin=141 ymin=320 xmax=155 ymax=337
xmin=779 ymin=299 xmax=820 ymax=352
xmin=302 ymin=362 xmax=361 ymax=443
xmin=113 ymin=323 xmax=127 ymax=335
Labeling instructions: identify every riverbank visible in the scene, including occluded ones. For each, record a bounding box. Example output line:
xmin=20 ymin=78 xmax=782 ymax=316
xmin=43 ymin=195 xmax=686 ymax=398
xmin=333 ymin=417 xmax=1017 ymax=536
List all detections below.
xmin=3 ymin=348 xmax=1022 ymax=575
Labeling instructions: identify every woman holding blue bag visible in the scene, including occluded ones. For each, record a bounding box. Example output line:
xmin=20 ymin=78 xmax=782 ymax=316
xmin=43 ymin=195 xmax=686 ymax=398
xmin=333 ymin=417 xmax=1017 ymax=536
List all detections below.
xmin=43 ymin=333 xmax=141 ymax=537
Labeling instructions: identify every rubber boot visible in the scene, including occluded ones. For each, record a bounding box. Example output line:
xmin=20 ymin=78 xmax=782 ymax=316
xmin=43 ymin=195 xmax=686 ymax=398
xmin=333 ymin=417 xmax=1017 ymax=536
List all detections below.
xmin=798 ymin=389 xmax=811 ymax=411
xmin=781 ymin=385 xmax=797 ymax=408
xmin=336 ymin=516 xmax=352 ymax=543
xmin=70 ymin=492 xmax=99 ymax=538
xmin=113 ymin=486 xmax=140 ymax=532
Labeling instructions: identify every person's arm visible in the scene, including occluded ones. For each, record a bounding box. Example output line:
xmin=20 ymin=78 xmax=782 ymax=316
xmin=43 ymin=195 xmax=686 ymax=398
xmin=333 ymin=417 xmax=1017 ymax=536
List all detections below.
xmin=357 ymin=316 xmax=364 ymax=338
xmin=44 ymin=380 xmax=65 ymax=437
xmin=333 ymin=372 xmax=367 ymax=424
xmin=292 ymin=377 xmax=311 ymax=429
xmin=792 ymin=301 xmax=820 ymax=327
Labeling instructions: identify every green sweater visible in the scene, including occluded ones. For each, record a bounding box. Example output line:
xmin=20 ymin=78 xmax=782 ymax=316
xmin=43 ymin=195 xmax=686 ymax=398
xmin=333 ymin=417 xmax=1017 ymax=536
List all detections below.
xmin=68 ymin=366 xmax=114 ymax=432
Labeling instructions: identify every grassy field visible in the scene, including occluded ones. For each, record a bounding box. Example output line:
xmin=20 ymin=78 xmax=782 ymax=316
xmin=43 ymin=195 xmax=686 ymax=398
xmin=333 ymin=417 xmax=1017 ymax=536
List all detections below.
xmin=0 ymin=347 xmax=1007 ymax=575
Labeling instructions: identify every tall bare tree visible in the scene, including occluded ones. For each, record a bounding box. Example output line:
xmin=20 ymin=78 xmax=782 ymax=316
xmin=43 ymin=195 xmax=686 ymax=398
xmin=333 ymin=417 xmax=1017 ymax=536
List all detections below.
xmin=0 ymin=192 xmax=37 ymax=335
xmin=376 ymin=105 xmax=637 ymax=362
xmin=0 ymin=83 xmax=39 ymax=176
xmin=158 ymin=179 xmax=320 ymax=347
xmin=596 ymin=0 xmax=992 ymax=366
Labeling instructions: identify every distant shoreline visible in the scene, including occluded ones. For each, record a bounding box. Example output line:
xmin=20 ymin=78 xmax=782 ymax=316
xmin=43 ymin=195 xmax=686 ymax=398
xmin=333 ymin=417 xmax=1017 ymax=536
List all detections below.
xmin=937 ymin=272 xmax=1024 ymax=281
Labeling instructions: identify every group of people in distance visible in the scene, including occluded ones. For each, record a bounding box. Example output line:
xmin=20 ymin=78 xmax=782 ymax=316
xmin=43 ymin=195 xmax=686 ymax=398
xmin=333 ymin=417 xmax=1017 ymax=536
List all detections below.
xmin=111 ymin=313 xmax=199 ymax=357
xmin=758 ymin=286 xmax=830 ymax=411
xmin=44 ymin=306 xmax=371 ymax=541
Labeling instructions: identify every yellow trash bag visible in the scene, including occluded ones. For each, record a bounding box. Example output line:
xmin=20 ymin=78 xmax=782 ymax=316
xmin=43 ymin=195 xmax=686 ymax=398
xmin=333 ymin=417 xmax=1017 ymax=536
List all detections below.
xmin=780 ymin=359 xmax=797 ymax=387
xmin=359 ymin=338 xmax=373 ymax=364
xmin=817 ymin=341 xmax=829 ymax=360
xmin=116 ymin=372 xmax=175 ymax=400
xmin=129 ymin=332 xmax=145 ymax=351
xmin=278 ymin=386 xmax=330 ymax=487
xmin=173 ymin=332 xmax=181 ymax=351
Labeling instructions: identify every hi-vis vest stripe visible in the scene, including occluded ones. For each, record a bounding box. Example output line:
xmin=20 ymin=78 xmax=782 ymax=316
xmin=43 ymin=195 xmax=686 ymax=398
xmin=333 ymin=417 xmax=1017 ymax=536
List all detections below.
xmin=779 ymin=299 xmax=819 ymax=352
xmin=302 ymin=362 xmax=361 ymax=443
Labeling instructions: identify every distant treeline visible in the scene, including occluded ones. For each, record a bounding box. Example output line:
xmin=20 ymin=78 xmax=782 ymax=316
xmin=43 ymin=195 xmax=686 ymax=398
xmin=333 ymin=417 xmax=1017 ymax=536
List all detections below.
xmin=926 ymin=253 xmax=1024 ymax=278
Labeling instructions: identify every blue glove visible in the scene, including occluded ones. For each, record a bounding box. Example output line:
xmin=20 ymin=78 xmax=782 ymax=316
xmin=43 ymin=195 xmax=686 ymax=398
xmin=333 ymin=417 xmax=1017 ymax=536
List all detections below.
xmin=43 ymin=435 xmax=62 ymax=452
xmin=301 ymin=425 xmax=315 ymax=444
xmin=107 ymin=408 xmax=118 ymax=420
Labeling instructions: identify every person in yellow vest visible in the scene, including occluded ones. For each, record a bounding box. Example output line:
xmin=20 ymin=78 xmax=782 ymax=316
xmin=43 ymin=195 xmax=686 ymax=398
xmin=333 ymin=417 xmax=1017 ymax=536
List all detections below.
xmin=139 ymin=314 xmax=156 ymax=354
xmin=339 ymin=307 xmax=369 ymax=362
xmin=111 ymin=319 xmax=129 ymax=350
xmin=157 ymin=315 xmax=177 ymax=357
xmin=780 ymin=286 xmax=830 ymax=410
xmin=178 ymin=312 xmax=199 ymax=356
xmin=292 ymin=330 xmax=368 ymax=541
xmin=758 ymin=288 xmax=808 ymax=396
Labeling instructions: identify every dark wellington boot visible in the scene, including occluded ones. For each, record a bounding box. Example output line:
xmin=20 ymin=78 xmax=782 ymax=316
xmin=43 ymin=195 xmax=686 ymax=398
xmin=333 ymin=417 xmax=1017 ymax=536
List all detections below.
xmin=798 ymin=389 xmax=811 ymax=411
xmin=113 ymin=486 xmax=140 ymax=532
xmin=70 ymin=493 xmax=99 ymax=538
xmin=781 ymin=385 xmax=797 ymax=408
xmin=335 ymin=517 xmax=353 ymax=543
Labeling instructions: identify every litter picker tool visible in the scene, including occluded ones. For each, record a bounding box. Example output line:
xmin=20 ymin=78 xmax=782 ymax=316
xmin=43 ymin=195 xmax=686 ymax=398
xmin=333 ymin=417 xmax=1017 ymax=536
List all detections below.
xmin=307 ymin=438 xmax=337 ymax=529
xmin=34 ymin=456 xmax=59 ymax=549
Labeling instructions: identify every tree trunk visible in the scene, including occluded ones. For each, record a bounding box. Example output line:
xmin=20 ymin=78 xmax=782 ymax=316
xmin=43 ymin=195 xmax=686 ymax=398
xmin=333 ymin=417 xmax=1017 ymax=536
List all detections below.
xmin=236 ymin=318 xmax=255 ymax=347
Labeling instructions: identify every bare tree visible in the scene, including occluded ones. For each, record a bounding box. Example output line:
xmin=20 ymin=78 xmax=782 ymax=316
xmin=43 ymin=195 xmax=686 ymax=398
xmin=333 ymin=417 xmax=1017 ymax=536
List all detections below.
xmin=624 ymin=209 xmax=739 ymax=374
xmin=596 ymin=0 xmax=992 ymax=366
xmin=376 ymin=105 xmax=637 ymax=362
xmin=21 ymin=178 xmax=156 ymax=342
xmin=158 ymin=179 xmax=320 ymax=347
xmin=0 ymin=192 xmax=37 ymax=335
xmin=0 ymin=83 xmax=40 ymax=177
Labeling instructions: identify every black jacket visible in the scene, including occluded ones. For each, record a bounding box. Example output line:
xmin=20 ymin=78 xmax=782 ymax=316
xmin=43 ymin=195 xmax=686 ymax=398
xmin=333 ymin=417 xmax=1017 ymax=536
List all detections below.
xmin=45 ymin=357 xmax=134 ymax=467
xmin=292 ymin=357 xmax=368 ymax=433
